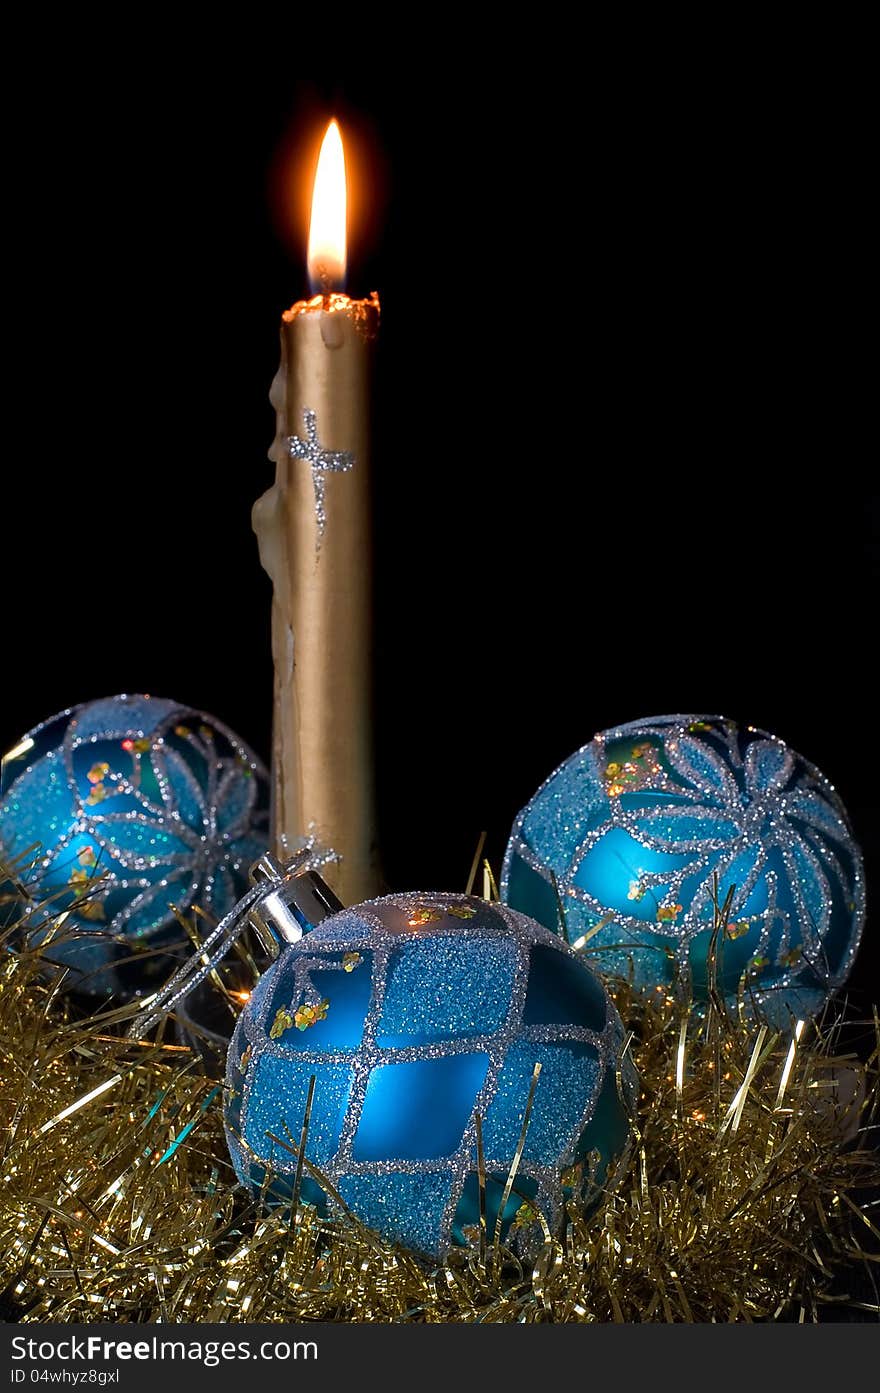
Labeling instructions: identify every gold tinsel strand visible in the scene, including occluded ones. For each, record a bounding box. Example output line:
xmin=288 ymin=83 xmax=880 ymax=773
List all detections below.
xmin=1 ymin=891 xmax=879 ymax=1322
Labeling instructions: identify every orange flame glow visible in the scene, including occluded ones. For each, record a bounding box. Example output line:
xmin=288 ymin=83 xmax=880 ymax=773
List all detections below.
xmin=307 ymin=119 xmax=346 ymax=293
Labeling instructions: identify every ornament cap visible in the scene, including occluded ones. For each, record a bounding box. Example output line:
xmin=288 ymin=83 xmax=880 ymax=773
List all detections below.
xmin=247 ymin=854 xmax=343 ymax=954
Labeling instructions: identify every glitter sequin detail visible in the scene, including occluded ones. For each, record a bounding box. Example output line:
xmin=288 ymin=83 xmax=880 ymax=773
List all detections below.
xmin=0 ymin=694 xmax=270 ymax=993
xmin=287 ymin=407 xmax=355 ymax=544
xmin=225 ymin=895 xmax=633 ymax=1259
xmin=502 ymin=715 xmax=866 ymax=1022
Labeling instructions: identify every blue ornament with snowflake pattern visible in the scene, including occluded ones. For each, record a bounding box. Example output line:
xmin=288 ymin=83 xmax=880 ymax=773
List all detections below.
xmin=0 ymin=694 xmax=269 ymax=995
xmin=224 ymin=894 xmax=634 ymax=1259
xmin=502 ymin=715 xmax=865 ymax=1023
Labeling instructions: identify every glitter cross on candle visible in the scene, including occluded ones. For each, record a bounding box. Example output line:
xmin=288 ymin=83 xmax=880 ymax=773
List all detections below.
xmin=287 ymin=408 xmax=355 ymax=544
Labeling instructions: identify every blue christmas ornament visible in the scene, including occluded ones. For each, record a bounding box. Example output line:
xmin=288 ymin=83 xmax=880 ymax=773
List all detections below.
xmin=224 ymin=893 xmax=634 ymax=1259
xmin=0 ymin=694 xmax=269 ymax=995
xmin=502 ymin=715 xmax=866 ymax=1023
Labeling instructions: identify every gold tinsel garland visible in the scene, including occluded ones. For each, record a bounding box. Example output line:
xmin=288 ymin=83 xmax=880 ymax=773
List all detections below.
xmin=1 ymin=898 xmax=878 ymax=1323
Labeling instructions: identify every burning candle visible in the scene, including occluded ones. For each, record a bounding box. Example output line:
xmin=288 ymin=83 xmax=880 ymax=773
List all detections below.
xmin=253 ymin=119 xmax=381 ymax=904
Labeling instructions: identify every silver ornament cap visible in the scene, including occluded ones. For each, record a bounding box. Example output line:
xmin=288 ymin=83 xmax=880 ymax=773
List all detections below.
xmin=247 ymin=853 xmax=344 ymax=956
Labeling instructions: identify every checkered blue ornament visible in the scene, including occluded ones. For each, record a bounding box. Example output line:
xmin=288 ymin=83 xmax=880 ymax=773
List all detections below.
xmin=225 ymin=894 xmax=634 ymax=1259
xmin=502 ymin=715 xmax=866 ymax=1024
xmin=0 ymin=694 xmax=269 ymax=996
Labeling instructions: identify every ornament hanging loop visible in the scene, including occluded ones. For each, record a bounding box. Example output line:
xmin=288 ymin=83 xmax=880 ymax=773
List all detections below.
xmin=127 ymin=848 xmax=341 ymax=1038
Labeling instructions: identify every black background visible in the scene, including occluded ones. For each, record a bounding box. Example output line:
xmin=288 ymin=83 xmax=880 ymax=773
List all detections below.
xmin=3 ymin=72 xmax=876 ymax=998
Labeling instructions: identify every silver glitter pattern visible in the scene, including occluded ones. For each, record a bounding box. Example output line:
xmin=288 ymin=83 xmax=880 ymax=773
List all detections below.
xmin=287 ymin=407 xmax=355 ymax=544
xmin=502 ymin=714 xmax=866 ymax=1022
xmin=0 ymin=695 xmax=269 ymax=950
xmin=225 ymin=894 xmax=634 ymax=1259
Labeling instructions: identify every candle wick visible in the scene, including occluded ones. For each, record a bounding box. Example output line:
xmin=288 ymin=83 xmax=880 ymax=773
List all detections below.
xmin=313 ymin=262 xmax=333 ymax=304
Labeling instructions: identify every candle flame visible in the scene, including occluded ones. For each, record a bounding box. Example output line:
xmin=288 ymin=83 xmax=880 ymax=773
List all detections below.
xmin=308 ymin=119 xmax=346 ymax=293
